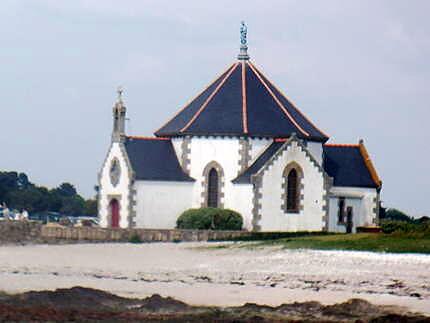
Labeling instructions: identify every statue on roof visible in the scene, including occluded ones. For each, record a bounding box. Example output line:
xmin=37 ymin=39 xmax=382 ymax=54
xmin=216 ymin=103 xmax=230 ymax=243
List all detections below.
xmin=240 ymin=21 xmax=247 ymax=45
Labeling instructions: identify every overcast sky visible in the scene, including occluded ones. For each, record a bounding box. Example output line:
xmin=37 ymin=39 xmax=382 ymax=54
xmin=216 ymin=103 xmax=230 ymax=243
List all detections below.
xmin=1 ymin=0 xmax=429 ymax=216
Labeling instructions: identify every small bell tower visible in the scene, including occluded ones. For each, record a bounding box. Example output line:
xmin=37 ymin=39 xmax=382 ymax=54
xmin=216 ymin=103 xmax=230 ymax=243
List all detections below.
xmin=112 ymin=86 xmax=126 ymax=142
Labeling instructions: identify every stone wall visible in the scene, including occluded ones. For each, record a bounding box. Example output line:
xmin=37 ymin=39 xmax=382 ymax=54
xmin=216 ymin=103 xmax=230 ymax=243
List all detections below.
xmin=0 ymin=221 xmax=253 ymax=244
xmin=40 ymin=226 xmax=253 ymax=242
xmin=0 ymin=221 xmax=42 ymax=243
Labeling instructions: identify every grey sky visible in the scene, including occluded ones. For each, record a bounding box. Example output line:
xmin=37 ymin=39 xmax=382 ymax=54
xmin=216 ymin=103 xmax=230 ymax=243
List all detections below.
xmin=1 ymin=0 xmax=429 ymax=216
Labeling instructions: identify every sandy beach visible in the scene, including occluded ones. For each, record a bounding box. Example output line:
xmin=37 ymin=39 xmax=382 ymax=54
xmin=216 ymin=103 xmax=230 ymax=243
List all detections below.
xmin=0 ymin=242 xmax=429 ymax=315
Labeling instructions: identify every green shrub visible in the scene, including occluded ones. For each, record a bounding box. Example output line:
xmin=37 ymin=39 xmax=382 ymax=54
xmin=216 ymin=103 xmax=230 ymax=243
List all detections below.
xmin=176 ymin=208 xmax=243 ymax=231
xmin=381 ymin=221 xmax=411 ymax=234
xmin=381 ymin=220 xmax=430 ymax=237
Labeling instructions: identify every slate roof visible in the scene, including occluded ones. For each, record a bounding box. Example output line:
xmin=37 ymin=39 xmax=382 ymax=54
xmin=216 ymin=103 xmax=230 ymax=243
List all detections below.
xmin=233 ymin=141 xmax=283 ymax=183
xmin=233 ymin=141 xmax=380 ymax=189
xmin=155 ymin=61 xmax=329 ymax=142
xmin=124 ymin=137 xmax=194 ymax=182
xmin=323 ymin=145 xmax=380 ymax=189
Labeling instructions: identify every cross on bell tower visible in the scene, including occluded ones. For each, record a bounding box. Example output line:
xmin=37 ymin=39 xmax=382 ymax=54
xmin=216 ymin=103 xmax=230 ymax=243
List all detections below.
xmin=112 ymin=86 xmax=127 ymax=142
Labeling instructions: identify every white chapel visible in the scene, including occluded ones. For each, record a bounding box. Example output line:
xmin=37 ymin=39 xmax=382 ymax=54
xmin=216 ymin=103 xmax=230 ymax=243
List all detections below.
xmin=98 ymin=24 xmax=382 ymax=233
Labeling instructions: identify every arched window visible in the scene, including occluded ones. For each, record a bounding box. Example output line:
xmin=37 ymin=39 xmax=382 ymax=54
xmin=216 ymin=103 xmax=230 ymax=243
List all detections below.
xmin=282 ymin=163 xmax=303 ymax=214
xmin=202 ymin=161 xmax=224 ymax=208
xmin=287 ymin=169 xmax=299 ymax=211
xmin=207 ymin=168 xmax=219 ymax=208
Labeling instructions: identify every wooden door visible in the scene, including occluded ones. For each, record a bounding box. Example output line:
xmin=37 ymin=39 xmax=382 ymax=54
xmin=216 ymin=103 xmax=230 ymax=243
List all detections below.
xmin=110 ymin=199 xmax=120 ymax=228
xmin=346 ymin=206 xmax=353 ymax=234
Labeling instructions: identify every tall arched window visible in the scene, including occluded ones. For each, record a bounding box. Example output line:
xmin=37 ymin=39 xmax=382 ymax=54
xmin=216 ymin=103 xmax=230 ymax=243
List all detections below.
xmin=207 ymin=168 xmax=219 ymax=208
xmin=202 ymin=161 xmax=224 ymax=208
xmin=287 ymin=169 xmax=299 ymax=211
xmin=282 ymin=163 xmax=303 ymax=214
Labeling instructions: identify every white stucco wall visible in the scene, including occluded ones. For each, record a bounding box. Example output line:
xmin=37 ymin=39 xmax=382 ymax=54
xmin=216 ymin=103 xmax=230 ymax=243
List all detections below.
xmin=171 ymin=137 xmax=184 ymax=167
xmin=187 ymin=137 xmax=254 ymax=221
xmin=258 ymin=141 xmax=326 ymax=232
xmin=327 ymin=186 xmax=378 ymax=233
xmin=188 ymin=137 xmax=239 ymax=207
xmin=306 ymin=141 xmax=323 ymax=165
xmin=98 ymin=142 xmax=132 ymax=228
xmin=249 ymin=138 xmax=272 ymax=162
xmin=228 ymin=183 xmax=254 ymax=230
xmin=133 ymin=181 xmax=193 ymax=229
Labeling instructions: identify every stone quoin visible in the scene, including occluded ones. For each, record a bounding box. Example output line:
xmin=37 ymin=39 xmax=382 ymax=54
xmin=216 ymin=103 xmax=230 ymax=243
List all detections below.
xmin=98 ymin=23 xmax=382 ymax=232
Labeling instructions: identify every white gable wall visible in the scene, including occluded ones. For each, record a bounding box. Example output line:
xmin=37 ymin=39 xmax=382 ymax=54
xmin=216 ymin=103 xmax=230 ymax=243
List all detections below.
xmin=133 ymin=180 xmax=193 ymax=228
xmin=258 ymin=141 xmax=326 ymax=231
xmin=249 ymin=138 xmax=272 ymax=162
xmin=306 ymin=141 xmax=323 ymax=165
xmin=98 ymin=142 xmax=132 ymax=228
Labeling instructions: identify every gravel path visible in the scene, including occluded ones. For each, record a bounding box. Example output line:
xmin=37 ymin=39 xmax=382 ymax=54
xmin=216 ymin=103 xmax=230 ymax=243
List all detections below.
xmin=0 ymin=242 xmax=429 ymax=314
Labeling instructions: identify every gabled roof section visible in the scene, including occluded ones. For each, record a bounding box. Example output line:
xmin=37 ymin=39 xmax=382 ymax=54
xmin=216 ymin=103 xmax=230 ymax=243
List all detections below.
xmin=233 ymin=141 xmax=283 ymax=183
xmin=155 ymin=61 xmax=329 ymax=142
xmin=233 ymin=139 xmax=381 ymax=189
xmin=323 ymin=143 xmax=381 ymax=189
xmin=124 ymin=137 xmax=194 ymax=182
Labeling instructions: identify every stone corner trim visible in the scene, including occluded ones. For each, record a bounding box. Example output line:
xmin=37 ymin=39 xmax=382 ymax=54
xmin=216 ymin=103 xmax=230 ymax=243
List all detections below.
xmin=181 ymin=136 xmax=192 ymax=174
xmin=251 ymin=174 xmax=262 ymax=232
xmin=118 ymin=143 xmax=136 ymax=228
xmin=238 ymin=137 xmax=252 ymax=174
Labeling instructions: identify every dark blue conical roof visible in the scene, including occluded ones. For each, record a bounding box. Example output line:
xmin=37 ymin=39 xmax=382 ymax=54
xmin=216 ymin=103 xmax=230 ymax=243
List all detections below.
xmin=155 ymin=61 xmax=329 ymax=142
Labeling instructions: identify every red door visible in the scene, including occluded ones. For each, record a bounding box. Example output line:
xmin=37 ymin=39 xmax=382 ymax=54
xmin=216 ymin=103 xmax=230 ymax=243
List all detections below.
xmin=110 ymin=199 xmax=120 ymax=228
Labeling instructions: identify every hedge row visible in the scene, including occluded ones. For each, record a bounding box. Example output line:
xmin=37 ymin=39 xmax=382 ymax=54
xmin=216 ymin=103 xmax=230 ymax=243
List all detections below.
xmin=381 ymin=220 xmax=430 ymax=235
xmin=176 ymin=208 xmax=243 ymax=231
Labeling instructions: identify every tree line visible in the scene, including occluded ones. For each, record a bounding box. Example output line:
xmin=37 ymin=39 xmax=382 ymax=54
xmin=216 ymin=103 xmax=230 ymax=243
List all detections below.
xmin=0 ymin=171 xmax=97 ymax=216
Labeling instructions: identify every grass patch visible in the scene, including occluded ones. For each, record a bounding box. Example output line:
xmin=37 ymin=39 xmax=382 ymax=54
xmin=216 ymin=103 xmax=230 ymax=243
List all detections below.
xmin=252 ymin=233 xmax=430 ymax=254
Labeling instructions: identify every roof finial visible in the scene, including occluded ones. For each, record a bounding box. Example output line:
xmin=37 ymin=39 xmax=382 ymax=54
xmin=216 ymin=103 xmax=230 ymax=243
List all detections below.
xmin=117 ymin=85 xmax=124 ymax=103
xmin=238 ymin=21 xmax=250 ymax=61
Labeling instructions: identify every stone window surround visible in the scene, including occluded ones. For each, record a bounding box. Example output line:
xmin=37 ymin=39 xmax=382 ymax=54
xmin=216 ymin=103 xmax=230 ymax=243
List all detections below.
xmin=201 ymin=161 xmax=225 ymax=208
xmin=281 ymin=162 xmax=304 ymax=214
xmin=109 ymin=157 xmax=121 ymax=187
xmin=106 ymin=194 xmax=122 ymax=228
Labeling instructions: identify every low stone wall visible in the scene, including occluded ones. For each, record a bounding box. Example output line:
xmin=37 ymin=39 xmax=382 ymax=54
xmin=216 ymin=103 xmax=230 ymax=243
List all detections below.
xmin=40 ymin=226 xmax=253 ymax=242
xmin=0 ymin=221 xmax=43 ymax=243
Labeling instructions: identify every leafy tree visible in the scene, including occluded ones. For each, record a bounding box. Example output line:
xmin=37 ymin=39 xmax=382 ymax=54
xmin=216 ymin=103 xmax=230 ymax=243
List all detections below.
xmin=383 ymin=208 xmax=413 ymax=222
xmin=17 ymin=173 xmax=31 ymax=190
xmin=0 ymin=172 xmax=18 ymax=202
xmin=84 ymin=199 xmax=98 ymax=216
xmin=0 ymin=170 xmax=97 ymax=217
xmin=60 ymin=195 xmax=85 ymax=216
xmin=53 ymin=183 xmax=77 ymax=197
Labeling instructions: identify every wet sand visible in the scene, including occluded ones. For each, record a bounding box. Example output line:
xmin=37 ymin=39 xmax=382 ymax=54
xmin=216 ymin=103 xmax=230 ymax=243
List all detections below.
xmin=0 ymin=242 xmax=428 ymax=315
